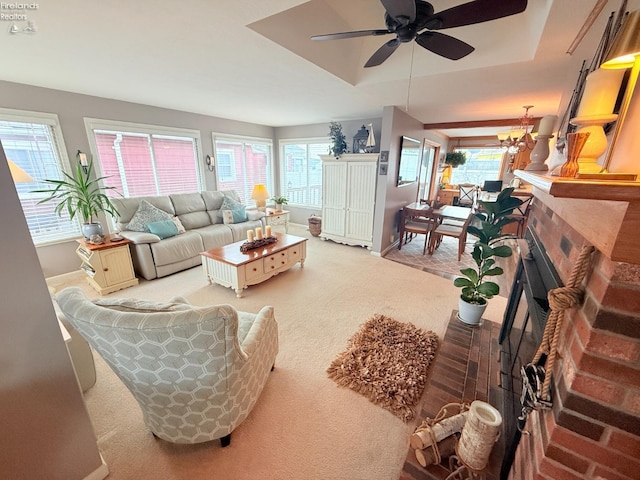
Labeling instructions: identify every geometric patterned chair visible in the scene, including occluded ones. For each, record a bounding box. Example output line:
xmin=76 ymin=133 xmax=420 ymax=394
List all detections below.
xmin=56 ymin=287 xmax=278 ymax=447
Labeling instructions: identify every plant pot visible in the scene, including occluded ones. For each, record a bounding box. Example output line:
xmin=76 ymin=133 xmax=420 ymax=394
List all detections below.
xmin=82 ymin=222 xmax=104 ymax=240
xmin=457 ymin=296 xmax=487 ymax=326
xmin=276 ymin=203 xmax=283 ymax=211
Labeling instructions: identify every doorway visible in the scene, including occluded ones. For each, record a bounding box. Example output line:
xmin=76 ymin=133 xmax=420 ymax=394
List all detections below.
xmin=417 ymin=140 xmax=439 ymax=202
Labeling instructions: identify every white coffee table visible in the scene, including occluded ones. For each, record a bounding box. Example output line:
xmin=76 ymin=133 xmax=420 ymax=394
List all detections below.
xmin=201 ymin=233 xmax=307 ymax=297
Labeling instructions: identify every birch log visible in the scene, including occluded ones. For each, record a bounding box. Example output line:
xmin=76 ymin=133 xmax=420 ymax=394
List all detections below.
xmin=414 ymin=435 xmax=458 ymax=467
xmin=410 ymin=411 xmax=468 ymax=449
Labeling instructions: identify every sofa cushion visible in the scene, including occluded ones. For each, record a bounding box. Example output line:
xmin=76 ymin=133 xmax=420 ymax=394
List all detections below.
xmin=221 ymin=203 xmax=247 ymax=224
xmin=126 ymin=200 xmax=173 ymax=232
xmin=147 ymin=220 xmax=179 ymax=239
xmin=170 ymin=193 xmax=211 ymax=230
xmin=149 ymin=231 xmax=204 ymax=267
xmin=193 ymin=225 xmax=235 ymax=251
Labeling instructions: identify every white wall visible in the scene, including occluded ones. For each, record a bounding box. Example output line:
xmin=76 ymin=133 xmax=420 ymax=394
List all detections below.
xmin=0 ymin=146 xmax=104 ymax=479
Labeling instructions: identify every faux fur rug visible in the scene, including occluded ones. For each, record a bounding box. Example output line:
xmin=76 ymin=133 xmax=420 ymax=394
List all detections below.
xmin=327 ymin=314 xmax=440 ymax=422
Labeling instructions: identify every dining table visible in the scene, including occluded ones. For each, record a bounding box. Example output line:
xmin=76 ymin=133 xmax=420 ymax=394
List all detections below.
xmin=404 ymin=202 xmax=472 ymax=222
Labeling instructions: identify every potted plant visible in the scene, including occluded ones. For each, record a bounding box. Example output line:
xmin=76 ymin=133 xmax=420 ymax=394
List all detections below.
xmin=445 ymin=151 xmax=467 ymax=168
xmin=453 ymin=188 xmax=523 ymax=325
xmin=271 ymin=195 xmax=288 ymax=211
xmin=32 ymin=159 xmax=121 ymax=240
xmin=328 ymin=121 xmax=348 ymax=158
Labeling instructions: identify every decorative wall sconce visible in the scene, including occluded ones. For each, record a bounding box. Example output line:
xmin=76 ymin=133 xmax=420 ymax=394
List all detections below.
xmin=205 ymin=154 xmax=215 ymax=172
xmin=76 ymin=150 xmax=89 ymax=173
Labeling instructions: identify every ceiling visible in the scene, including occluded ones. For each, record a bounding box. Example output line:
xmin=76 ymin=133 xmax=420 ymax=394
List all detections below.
xmin=2 ymin=0 xmax=637 ymax=138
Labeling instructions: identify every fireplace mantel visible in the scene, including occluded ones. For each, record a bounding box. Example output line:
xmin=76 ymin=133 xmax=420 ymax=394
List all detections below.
xmin=514 ymin=170 xmax=640 ymax=264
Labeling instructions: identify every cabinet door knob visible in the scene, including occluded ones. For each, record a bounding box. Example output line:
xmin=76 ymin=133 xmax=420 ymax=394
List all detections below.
xmin=103 ymin=268 xmax=109 ymax=272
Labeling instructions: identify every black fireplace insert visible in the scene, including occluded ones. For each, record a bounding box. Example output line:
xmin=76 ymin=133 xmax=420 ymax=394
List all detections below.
xmin=498 ymin=227 xmax=562 ymax=479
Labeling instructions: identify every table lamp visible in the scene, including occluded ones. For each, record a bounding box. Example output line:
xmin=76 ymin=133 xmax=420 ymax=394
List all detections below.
xmin=579 ymin=10 xmax=640 ymax=180
xmin=251 ymin=183 xmax=270 ymax=212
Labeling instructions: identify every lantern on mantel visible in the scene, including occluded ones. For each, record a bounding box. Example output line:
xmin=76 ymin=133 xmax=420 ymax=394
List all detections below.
xmin=353 ymin=125 xmax=369 ymax=153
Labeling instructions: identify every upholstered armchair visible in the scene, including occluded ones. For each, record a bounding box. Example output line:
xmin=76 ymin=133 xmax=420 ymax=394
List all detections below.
xmin=56 ymin=287 xmax=278 ymax=446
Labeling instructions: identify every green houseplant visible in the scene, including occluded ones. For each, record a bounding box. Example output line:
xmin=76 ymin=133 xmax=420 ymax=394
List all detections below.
xmin=444 ymin=151 xmax=467 ymax=168
xmin=32 ymin=159 xmax=121 ymax=240
xmin=328 ymin=121 xmax=348 ymax=158
xmin=271 ymin=195 xmax=288 ymax=210
xmin=454 ymin=187 xmax=523 ymax=324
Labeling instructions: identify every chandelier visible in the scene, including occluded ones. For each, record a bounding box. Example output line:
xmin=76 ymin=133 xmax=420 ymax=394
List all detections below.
xmin=497 ymin=105 xmax=537 ymax=154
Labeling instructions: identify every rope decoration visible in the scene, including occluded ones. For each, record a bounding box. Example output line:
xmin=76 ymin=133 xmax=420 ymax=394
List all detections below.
xmin=531 ymin=244 xmax=595 ymax=401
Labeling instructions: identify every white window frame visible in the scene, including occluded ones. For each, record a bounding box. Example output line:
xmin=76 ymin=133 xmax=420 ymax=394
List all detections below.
xmin=278 ymin=137 xmax=329 ymax=208
xmin=0 ymin=107 xmax=80 ymax=246
xmin=84 ymin=118 xmax=205 ymax=198
xmin=212 ymin=132 xmax=274 ymax=206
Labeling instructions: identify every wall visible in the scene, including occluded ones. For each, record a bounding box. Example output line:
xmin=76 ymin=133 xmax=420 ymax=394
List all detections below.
xmin=0 ymin=80 xmax=274 ymax=277
xmin=372 ymin=106 xmax=448 ymax=254
xmin=0 ymin=146 xmax=105 ymax=479
xmin=511 ymin=198 xmax=640 ymax=480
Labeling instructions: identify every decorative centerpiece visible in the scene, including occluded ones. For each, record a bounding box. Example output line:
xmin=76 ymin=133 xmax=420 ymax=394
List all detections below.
xmin=240 ymin=225 xmax=277 ymax=252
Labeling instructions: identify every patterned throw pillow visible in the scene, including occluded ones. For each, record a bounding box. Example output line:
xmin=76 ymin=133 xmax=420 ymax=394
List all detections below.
xmin=172 ymin=216 xmax=186 ymax=234
xmin=218 ymin=195 xmax=247 ymax=223
xmin=126 ymin=200 xmax=172 ymax=232
xmin=147 ymin=220 xmax=179 ymax=239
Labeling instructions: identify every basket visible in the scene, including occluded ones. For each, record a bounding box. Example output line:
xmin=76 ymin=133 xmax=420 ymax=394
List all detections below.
xmin=308 ymin=215 xmax=322 ymax=237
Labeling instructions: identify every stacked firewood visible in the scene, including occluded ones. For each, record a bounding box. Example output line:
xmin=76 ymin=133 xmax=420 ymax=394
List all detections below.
xmin=410 ymin=403 xmax=469 ymax=468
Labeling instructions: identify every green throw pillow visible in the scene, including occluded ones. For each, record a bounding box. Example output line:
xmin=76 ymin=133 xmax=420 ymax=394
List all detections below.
xmin=218 ymin=195 xmax=247 ymax=223
xmin=147 ymin=220 xmax=179 ymax=239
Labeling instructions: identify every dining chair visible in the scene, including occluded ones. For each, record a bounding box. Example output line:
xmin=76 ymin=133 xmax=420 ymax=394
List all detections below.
xmin=506 ymin=195 xmax=533 ymax=237
xmin=457 ymin=184 xmax=477 ymax=207
xmin=398 ymin=206 xmax=440 ymax=255
xmin=428 ymin=210 xmax=475 ymax=261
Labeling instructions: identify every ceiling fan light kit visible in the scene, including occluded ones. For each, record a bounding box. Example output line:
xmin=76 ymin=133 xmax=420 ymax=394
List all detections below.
xmin=311 ymin=0 xmax=528 ymax=67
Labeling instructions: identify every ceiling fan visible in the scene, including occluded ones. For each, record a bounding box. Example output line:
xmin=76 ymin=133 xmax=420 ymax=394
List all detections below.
xmin=311 ymin=0 xmax=527 ymax=67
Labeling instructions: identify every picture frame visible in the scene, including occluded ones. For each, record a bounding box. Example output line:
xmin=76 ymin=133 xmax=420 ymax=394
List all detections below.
xmin=380 ymin=150 xmax=389 ymax=163
xmin=379 ymin=163 xmax=388 ymax=175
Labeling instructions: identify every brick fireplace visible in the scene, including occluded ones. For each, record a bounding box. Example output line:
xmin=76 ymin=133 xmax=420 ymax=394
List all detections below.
xmin=509 ymin=174 xmax=640 ymax=480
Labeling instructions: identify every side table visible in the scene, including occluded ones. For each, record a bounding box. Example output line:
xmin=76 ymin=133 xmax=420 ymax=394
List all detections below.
xmin=76 ymin=235 xmax=138 ymax=295
xmin=265 ymin=209 xmax=290 ymax=233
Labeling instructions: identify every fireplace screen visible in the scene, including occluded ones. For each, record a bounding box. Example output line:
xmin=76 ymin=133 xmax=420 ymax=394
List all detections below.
xmin=498 ymin=228 xmax=561 ymax=479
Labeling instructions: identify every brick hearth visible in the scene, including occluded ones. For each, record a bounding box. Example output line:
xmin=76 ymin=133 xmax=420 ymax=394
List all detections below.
xmin=401 ymin=312 xmax=503 ymax=480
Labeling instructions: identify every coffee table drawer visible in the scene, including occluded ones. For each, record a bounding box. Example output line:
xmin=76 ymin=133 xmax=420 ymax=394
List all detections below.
xmin=288 ymin=244 xmax=303 ymax=262
xmin=245 ymin=260 xmax=264 ymax=280
xmin=264 ymin=250 xmax=288 ymax=272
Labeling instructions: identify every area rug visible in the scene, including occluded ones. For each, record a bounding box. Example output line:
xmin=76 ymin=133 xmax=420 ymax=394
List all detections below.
xmin=327 ymin=313 xmax=440 ymax=422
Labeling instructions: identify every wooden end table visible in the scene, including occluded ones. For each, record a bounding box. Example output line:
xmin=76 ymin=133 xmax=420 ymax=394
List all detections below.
xmin=265 ymin=208 xmax=290 ymax=233
xmin=76 ymin=235 xmax=138 ymax=295
xmin=200 ymin=233 xmax=307 ymax=297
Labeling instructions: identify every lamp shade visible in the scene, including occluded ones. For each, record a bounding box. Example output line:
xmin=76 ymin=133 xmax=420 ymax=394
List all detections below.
xmin=601 ymin=10 xmax=640 ymax=69
xmin=8 ymin=159 xmax=34 ymax=183
xmin=251 ymin=183 xmax=270 ymax=201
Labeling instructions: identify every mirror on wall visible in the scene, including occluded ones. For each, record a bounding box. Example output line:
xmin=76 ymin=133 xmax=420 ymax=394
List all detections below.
xmin=397 ymin=136 xmax=421 ymax=187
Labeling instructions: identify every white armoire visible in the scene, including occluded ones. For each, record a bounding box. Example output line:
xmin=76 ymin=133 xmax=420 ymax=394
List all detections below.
xmin=320 ymin=154 xmax=378 ymax=248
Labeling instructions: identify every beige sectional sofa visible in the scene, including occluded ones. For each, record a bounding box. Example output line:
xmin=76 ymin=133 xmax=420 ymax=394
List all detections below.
xmin=114 ymin=190 xmax=264 ymax=280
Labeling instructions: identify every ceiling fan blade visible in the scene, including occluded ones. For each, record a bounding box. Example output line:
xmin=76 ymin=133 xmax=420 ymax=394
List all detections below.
xmin=364 ymin=38 xmax=401 ymax=67
xmin=415 ymin=31 xmax=474 ymax=60
xmin=428 ymin=0 xmax=527 ymax=30
xmin=380 ymin=0 xmax=416 ymax=24
xmin=312 ymin=29 xmax=392 ymax=41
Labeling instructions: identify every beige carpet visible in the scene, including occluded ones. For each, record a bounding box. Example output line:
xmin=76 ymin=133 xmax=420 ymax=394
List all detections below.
xmin=48 ymin=225 xmax=507 ymax=480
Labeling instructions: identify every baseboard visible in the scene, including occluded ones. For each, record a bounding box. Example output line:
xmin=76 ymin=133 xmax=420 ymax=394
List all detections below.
xmin=83 ymin=454 xmax=109 ymax=480
xmin=379 ymin=240 xmax=399 ymax=257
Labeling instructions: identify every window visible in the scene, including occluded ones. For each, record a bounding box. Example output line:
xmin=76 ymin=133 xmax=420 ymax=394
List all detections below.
xmin=449 ymin=147 xmax=505 ymax=186
xmin=0 ymin=109 xmax=83 ymax=245
xmin=279 ymin=139 xmax=329 ymax=207
xmin=86 ymin=119 xmax=204 ymax=200
xmin=213 ymin=134 xmax=273 ymax=206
